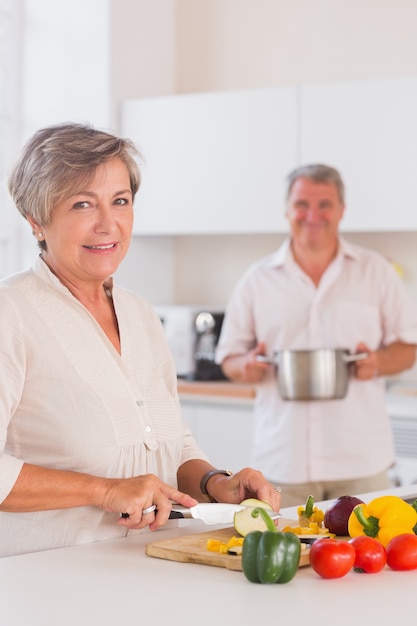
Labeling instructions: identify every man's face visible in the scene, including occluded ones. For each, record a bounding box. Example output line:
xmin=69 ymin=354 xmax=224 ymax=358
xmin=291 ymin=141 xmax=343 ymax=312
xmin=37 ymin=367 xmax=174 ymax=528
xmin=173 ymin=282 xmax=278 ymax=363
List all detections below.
xmin=285 ymin=177 xmax=345 ymax=250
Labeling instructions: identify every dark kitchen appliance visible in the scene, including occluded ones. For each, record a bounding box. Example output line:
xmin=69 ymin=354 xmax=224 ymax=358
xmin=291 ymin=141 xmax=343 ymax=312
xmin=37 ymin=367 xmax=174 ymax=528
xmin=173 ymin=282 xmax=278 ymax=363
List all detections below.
xmin=154 ymin=305 xmax=226 ymax=381
xmin=194 ymin=310 xmax=227 ymax=381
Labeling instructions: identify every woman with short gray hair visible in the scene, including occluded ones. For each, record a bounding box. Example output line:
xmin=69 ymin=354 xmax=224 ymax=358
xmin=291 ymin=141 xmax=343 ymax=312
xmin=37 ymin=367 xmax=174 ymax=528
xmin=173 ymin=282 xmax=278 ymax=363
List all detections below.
xmin=0 ymin=122 xmax=280 ymax=557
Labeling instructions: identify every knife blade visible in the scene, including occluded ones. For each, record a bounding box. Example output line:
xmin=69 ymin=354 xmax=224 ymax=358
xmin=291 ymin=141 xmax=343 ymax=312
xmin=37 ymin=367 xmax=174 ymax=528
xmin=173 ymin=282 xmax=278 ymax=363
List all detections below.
xmin=169 ymin=503 xmax=281 ymax=525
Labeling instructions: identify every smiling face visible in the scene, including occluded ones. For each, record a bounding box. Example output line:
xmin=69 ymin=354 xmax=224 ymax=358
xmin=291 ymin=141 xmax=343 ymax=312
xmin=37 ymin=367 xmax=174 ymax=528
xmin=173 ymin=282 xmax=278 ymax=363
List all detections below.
xmin=28 ymin=158 xmax=134 ymax=292
xmin=285 ymin=177 xmax=345 ymax=252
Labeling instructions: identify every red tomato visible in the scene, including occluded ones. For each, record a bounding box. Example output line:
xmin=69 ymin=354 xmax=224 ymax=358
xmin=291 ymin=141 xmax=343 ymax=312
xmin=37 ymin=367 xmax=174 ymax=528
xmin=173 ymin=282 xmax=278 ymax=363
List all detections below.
xmin=309 ymin=538 xmax=355 ymax=579
xmin=386 ymin=534 xmax=417 ymax=571
xmin=348 ymin=536 xmax=387 ymax=573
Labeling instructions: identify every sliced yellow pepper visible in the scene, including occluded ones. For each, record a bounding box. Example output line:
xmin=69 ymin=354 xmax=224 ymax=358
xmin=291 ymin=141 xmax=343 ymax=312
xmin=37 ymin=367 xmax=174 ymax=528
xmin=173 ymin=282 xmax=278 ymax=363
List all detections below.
xmin=207 ymin=539 xmax=223 ymax=552
xmin=206 ymin=535 xmax=244 ymax=554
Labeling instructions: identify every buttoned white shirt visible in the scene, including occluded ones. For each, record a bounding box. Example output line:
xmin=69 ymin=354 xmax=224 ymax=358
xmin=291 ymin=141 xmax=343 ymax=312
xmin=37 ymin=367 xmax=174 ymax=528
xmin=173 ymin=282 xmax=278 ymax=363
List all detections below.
xmin=0 ymin=257 xmax=208 ymax=556
xmin=216 ymin=238 xmax=417 ymax=484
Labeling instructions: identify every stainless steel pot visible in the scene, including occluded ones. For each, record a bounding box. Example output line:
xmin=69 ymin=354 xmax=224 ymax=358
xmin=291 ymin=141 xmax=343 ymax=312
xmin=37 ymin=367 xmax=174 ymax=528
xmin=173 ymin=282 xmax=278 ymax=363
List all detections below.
xmin=256 ymin=349 xmax=368 ymax=400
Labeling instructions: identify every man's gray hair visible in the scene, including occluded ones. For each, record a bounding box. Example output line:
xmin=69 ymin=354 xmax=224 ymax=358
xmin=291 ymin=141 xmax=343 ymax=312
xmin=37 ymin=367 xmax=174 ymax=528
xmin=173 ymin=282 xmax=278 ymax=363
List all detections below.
xmin=286 ymin=164 xmax=345 ymax=204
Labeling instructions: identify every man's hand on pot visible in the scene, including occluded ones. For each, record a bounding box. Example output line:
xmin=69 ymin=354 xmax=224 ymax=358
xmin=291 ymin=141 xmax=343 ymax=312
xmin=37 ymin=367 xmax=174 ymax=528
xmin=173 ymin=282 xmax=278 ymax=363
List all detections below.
xmin=243 ymin=342 xmax=272 ymax=383
xmin=353 ymin=342 xmax=379 ymax=380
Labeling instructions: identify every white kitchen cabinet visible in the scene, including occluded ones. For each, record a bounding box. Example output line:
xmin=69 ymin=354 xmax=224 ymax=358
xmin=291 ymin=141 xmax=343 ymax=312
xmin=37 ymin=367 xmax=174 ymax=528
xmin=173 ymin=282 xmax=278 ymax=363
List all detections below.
xmin=122 ymin=76 xmax=417 ymax=235
xmin=122 ymin=88 xmax=297 ymax=235
xmin=180 ymin=397 xmax=254 ymax=473
xmin=300 ymin=75 xmax=417 ymax=231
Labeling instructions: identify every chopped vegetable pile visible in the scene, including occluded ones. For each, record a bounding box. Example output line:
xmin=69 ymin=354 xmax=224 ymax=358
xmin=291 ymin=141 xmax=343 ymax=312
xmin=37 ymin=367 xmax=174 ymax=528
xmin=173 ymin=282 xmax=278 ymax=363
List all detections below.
xmin=297 ymin=495 xmax=325 ymax=526
xmin=280 ymin=521 xmax=334 ymax=537
xmin=281 ymin=494 xmax=334 ymax=537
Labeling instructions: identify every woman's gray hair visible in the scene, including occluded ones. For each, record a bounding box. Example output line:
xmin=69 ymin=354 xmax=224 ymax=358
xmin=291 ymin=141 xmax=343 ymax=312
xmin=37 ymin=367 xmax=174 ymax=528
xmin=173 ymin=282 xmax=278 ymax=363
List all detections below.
xmin=286 ymin=163 xmax=345 ymax=204
xmin=8 ymin=122 xmax=142 ymax=240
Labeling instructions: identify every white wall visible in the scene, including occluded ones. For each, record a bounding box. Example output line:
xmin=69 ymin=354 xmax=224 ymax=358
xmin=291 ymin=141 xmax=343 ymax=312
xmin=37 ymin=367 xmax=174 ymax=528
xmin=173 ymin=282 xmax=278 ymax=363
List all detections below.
xmin=115 ymin=235 xmax=176 ymax=303
xmin=8 ymin=0 xmax=112 ymax=274
xmin=175 ymin=0 xmax=417 ymax=91
xmin=110 ymin=0 xmax=176 ymax=127
xmin=21 ymin=0 xmax=111 ymax=144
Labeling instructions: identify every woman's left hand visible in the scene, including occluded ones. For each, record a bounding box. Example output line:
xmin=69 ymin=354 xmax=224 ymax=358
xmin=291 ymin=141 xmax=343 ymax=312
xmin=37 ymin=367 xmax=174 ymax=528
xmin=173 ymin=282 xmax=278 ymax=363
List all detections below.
xmin=205 ymin=467 xmax=281 ymax=512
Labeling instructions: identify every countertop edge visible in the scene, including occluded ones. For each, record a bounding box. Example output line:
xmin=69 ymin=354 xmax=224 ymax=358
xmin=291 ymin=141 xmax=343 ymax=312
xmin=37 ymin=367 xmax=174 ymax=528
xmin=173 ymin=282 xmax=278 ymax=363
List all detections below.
xmin=177 ymin=380 xmax=256 ymax=400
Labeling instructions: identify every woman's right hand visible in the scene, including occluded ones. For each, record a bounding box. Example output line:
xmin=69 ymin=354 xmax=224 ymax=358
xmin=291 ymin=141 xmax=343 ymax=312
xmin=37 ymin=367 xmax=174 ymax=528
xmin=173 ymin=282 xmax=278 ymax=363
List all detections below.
xmin=101 ymin=473 xmax=198 ymax=531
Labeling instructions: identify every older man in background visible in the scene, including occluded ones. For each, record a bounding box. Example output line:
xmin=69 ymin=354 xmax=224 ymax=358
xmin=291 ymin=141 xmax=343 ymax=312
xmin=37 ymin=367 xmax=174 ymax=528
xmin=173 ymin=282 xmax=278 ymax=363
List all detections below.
xmin=216 ymin=163 xmax=417 ymax=507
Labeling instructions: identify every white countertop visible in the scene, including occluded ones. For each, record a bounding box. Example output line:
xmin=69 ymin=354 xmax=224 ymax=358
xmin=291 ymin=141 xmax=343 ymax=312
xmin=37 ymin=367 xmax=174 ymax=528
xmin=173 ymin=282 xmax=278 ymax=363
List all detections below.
xmin=2 ymin=484 xmax=417 ymax=626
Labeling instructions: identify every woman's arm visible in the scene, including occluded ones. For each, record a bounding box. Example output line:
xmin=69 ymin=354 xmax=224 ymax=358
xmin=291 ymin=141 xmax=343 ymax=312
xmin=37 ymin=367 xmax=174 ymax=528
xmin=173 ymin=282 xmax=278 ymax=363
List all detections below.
xmin=177 ymin=459 xmax=217 ymax=501
xmin=0 ymin=463 xmax=107 ymax=512
xmin=0 ymin=463 xmax=198 ymax=530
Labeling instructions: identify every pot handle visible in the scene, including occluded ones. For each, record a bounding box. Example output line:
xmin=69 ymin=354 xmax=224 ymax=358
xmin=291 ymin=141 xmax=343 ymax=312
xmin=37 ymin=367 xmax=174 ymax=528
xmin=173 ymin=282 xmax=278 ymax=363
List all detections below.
xmin=343 ymin=351 xmax=368 ymax=363
xmin=255 ymin=355 xmax=276 ymax=365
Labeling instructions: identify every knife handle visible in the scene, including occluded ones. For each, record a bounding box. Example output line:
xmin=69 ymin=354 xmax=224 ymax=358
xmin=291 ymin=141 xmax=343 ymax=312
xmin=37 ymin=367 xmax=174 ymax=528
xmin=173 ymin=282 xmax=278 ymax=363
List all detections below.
xmin=168 ymin=510 xmax=184 ymax=519
xmin=120 ymin=510 xmax=184 ymax=519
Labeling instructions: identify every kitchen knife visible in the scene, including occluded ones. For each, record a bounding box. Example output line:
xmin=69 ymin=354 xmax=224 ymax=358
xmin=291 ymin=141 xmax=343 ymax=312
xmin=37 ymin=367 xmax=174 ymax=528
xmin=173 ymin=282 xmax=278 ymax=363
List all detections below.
xmin=169 ymin=503 xmax=281 ymax=525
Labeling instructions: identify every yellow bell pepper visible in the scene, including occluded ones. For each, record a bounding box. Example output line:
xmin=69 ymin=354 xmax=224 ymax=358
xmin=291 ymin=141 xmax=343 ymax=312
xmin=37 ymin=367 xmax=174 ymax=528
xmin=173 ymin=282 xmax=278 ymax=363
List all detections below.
xmin=348 ymin=495 xmax=417 ymax=547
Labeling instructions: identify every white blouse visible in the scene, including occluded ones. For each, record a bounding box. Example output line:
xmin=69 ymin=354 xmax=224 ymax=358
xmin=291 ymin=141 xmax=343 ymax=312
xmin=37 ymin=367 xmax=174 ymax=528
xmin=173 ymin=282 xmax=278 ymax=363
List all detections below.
xmin=0 ymin=257 xmax=208 ymax=557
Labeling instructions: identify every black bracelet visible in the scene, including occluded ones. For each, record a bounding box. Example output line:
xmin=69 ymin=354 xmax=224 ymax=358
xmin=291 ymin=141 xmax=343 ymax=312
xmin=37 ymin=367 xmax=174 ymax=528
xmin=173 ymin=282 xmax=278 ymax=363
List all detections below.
xmin=200 ymin=469 xmax=233 ymax=502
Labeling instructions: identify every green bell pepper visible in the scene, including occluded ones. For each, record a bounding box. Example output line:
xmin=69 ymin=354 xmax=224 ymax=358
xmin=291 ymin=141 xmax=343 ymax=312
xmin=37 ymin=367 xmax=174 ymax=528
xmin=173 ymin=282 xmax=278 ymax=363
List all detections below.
xmin=241 ymin=507 xmax=301 ymax=584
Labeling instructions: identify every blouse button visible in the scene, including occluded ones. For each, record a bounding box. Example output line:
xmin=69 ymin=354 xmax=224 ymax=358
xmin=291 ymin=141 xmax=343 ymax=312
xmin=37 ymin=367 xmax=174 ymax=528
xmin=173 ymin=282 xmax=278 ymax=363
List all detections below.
xmin=145 ymin=425 xmax=152 ymax=433
xmin=136 ymin=400 xmax=144 ymax=407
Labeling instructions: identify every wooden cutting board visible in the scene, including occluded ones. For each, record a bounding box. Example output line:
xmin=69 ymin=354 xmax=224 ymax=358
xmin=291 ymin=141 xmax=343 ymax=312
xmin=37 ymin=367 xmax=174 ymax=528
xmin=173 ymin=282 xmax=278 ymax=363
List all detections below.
xmin=145 ymin=526 xmax=311 ymax=571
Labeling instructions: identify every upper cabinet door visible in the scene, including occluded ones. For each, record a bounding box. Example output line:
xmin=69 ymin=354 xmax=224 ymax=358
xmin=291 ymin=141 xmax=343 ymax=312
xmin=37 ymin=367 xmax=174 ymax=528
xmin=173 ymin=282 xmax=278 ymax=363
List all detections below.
xmin=122 ymin=88 xmax=297 ymax=235
xmin=300 ymin=76 xmax=417 ymax=231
